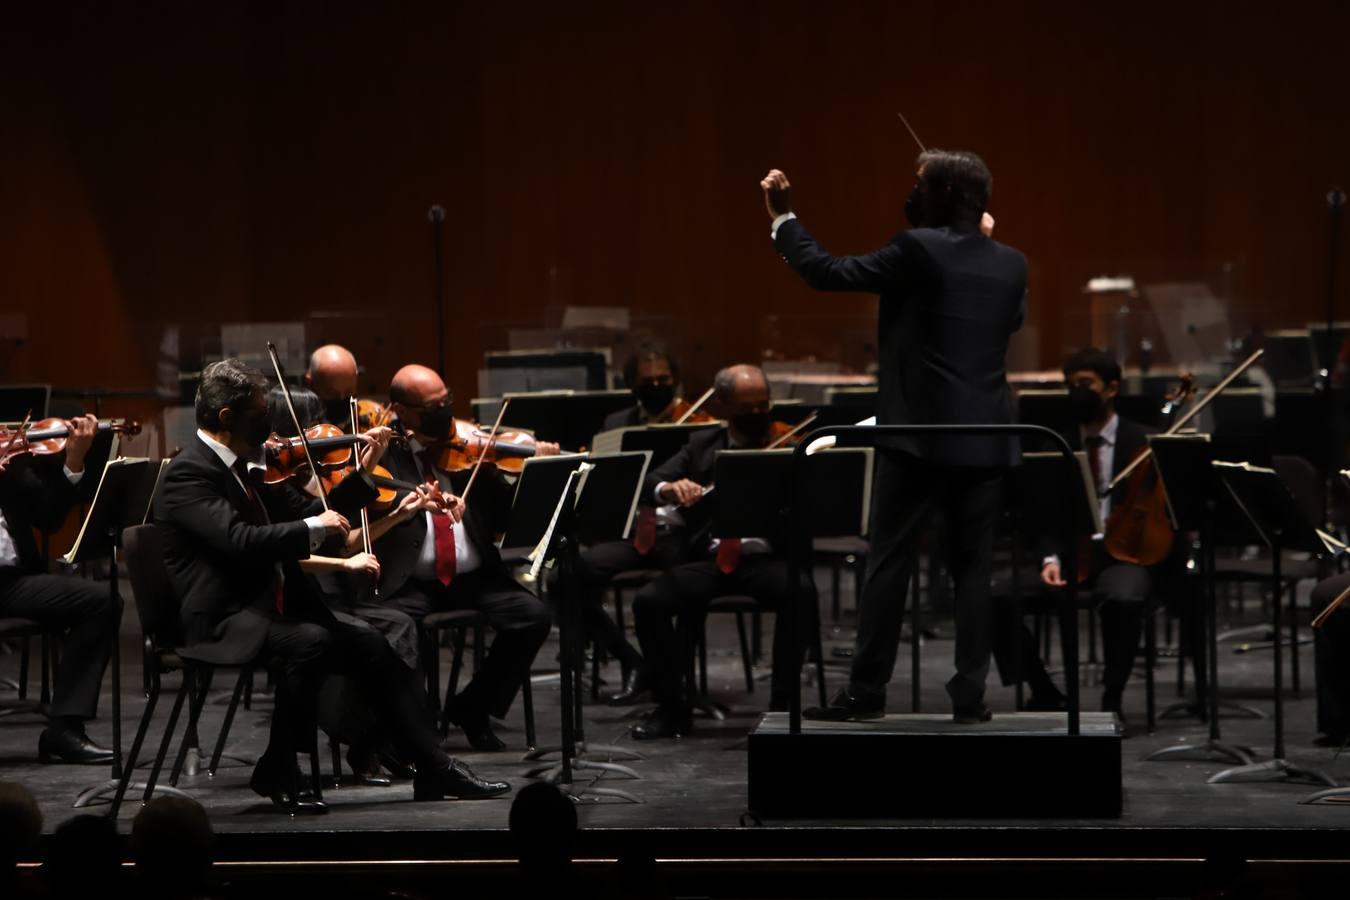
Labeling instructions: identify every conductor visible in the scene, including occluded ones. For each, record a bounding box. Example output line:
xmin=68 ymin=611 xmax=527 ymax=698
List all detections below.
xmin=761 ymin=150 xmax=1027 ymax=722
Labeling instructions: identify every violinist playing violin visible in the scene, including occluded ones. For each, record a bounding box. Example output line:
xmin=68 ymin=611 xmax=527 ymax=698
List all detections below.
xmin=304 ymin=343 xmax=361 ymax=428
xmin=621 ymin=364 xmax=817 ymax=739
xmin=0 ymin=412 xmax=119 ymax=765
xmin=604 ymin=342 xmax=714 ymax=429
xmin=1031 ymin=348 xmax=1183 ymax=732
xmin=369 ymin=364 xmax=556 ymax=752
xmin=156 ymin=359 xmax=510 ymax=813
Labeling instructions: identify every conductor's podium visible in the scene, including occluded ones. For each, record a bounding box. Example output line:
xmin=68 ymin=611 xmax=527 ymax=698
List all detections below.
xmin=748 ymin=711 xmax=1122 ymax=818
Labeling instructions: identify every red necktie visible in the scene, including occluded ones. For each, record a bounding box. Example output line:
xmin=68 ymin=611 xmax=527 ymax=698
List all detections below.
xmin=716 ymin=537 xmax=742 ymax=574
xmin=234 ymin=461 xmax=286 ymax=613
xmin=632 ymin=507 xmax=657 ymax=556
xmin=432 ymin=512 xmax=457 ymax=587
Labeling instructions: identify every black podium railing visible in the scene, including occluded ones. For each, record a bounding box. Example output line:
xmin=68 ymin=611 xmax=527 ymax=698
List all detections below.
xmin=785 ymin=424 xmax=1083 ymax=736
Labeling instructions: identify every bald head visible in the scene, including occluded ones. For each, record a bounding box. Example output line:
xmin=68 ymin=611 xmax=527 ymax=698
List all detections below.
xmin=390 ymin=364 xmax=451 ymax=441
xmin=713 ymin=364 xmax=772 ymax=445
xmin=304 ymin=344 xmax=358 ymax=400
xmin=713 ymin=364 xmax=769 ymax=405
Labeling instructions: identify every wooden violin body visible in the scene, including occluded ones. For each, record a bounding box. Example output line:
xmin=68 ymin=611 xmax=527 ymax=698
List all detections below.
xmin=431 ymin=418 xmax=539 ymax=473
xmin=0 ymin=417 xmax=141 ymax=465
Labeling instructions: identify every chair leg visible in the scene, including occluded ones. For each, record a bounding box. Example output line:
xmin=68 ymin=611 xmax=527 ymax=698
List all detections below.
xmin=330 ymin=737 xmax=344 ymax=784
xmin=472 ymin=622 xmax=485 ymax=672
xmin=111 ymin=673 xmax=161 ymax=818
xmin=39 ymin=633 xmax=51 ymax=706
xmin=830 ymin=560 xmax=842 ymax=623
xmin=308 ymin=743 xmax=324 ymax=802
xmin=735 ymin=612 xmax=754 ymax=693
xmin=814 ymin=609 xmax=828 ymax=709
xmin=18 ymin=636 xmax=29 ymax=700
xmin=1289 ymin=584 xmax=1301 ymax=694
xmin=244 ymin=669 xmax=253 ymax=710
xmin=423 ymin=629 xmax=442 ymax=718
xmin=751 ymin=610 xmax=763 ymax=664
xmin=522 ymin=676 xmax=537 ymax=749
xmin=171 ymin=667 xmax=213 ymax=787
xmin=208 ymin=668 xmax=249 ymax=776
xmin=144 ymin=671 xmax=191 ymax=803
xmin=441 ymin=627 xmax=468 ymax=735
xmin=1145 ymin=606 xmax=1157 ymax=735
xmin=591 ymin=638 xmax=602 ymax=701
xmin=698 ymin=620 xmax=709 ymax=696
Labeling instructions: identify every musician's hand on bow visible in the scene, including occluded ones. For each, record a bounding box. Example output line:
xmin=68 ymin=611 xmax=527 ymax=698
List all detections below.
xmin=438 ymin=491 xmax=466 ymax=525
xmin=536 ymin=441 xmax=561 ymax=457
xmin=760 ymin=169 xmax=792 ymax=219
xmin=660 ymin=479 xmax=705 ymax=507
xmin=981 ymin=212 xmax=995 ymax=237
xmin=63 ymin=414 xmax=99 ymax=473
xmin=1040 ymin=560 xmax=1066 ymax=588
xmin=359 ymin=426 xmax=394 ymax=469
xmin=318 ymin=509 xmax=351 ymax=541
xmin=343 ymin=551 xmax=381 ymax=578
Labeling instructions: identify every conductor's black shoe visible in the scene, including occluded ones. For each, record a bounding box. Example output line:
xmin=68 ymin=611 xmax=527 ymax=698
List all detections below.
xmin=413 ymin=759 xmax=511 ymax=800
xmin=38 ymin=725 xmax=116 ymax=765
xmin=1026 ymin=689 xmax=1067 ymax=712
xmin=803 ymin=688 xmax=884 ymax=722
xmin=952 ymin=703 xmax=993 ymax=724
xmin=249 ymin=764 xmax=328 ymax=816
xmin=632 ymin=706 xmax=691 ymax=740
xmin=443 ymin=697 xmax=507 ymax=753
xmin=607 ymin=668 xmax=651 ymax=705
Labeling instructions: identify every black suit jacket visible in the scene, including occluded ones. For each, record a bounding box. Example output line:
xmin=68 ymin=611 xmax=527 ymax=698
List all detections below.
xmin=370 ymin=443 xmax=515 ymax=598
xmin=0 ymin=456 xmax=80 ymax=572
xmin=775 ymin=217 xmax=1027 ymax=467
xmin=602 ymin=405 xmax=643 ymax=431
xmin=154 ymin=435 xmax=322 ymax=663
xmin=1035 ymin=415 xmax=1154 ymax=562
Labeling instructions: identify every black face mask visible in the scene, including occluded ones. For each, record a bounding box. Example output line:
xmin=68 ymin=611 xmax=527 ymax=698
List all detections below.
xmin=1067 ymin=385 xmax=1105 ymax=423
xmin=731 ymin=411 xmax=771 ymax=443
xmin=635 ymin=382 xmax=675 ymax=416
xmin=323 ymin=398 xmax=353 ymax=428
xmin=903 ymin=183 xmax=925 ymax=228
xmin=416 ymin=404 xmax=455 ymax=441
xmin=232 ymin=409 xmax=272 ymax=450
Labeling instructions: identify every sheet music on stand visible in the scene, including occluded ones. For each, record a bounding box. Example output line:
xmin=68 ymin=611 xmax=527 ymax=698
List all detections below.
xmin=63 ymin=457 xmax=163 ymax=565
xmin=500 ymin=451 xmax=652 ymax=558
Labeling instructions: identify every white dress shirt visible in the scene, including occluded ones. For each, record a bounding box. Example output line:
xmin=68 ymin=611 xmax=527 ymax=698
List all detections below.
xmin=0 ymin=464 xmax=84 ymax=569
xmin=407 ymin=438 xmax=480 ymax=580
xmin=770 ymin=211 xmax=797 ymax=240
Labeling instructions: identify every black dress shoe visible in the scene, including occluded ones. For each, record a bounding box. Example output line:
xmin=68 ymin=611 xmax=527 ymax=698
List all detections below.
xmin=802 ymin=688 xmax=884 ymax=722
xmin=413 ymin=759 xmax=511 ymax=800
xmin=631 ymin=706 xmax=691 ymax=740
xmin=345 ymin=746 xmax=393 ymax=787
xmin=952 ymin=703 xmax=993 ymax=724
xmin=38 ymin=726 xmax=116 ymax=765
xmin=443 ymin=697 xmax=507 ymax=752
xmin=249 ymin=764 xmax=328 ymax=815
xmin=606 ymin=668 xmax=651 ymax=706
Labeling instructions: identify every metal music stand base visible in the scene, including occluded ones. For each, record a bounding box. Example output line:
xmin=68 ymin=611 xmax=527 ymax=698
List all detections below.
xmin=1144 ymin=740 xmax=1255 ymax=766
xmin=73 ymin=779 xmax=190 ymax=810
xmin=1208 ymin=757 xmax=1338 ymax=787
xmin=1299 ymin=787 xmax=1350 ymax=805
xmin=532 ymin=766 xmax=643 ymax=804
xmin=1158 ymin=698 xmax=1265 ymax=721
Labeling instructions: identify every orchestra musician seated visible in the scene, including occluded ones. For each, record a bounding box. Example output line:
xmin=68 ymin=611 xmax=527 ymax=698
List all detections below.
xmin=155 ymin=359 xmax=510 ymax=813
xmin=365 ymin=364 xmax=557 ymax=752
xmin=604 ymin=342 xmax=711 ymax=429
xmin=0 ymin=413 xmax=119 ymax=764
xmin=618 ymin=364 xmax=817 ymax=739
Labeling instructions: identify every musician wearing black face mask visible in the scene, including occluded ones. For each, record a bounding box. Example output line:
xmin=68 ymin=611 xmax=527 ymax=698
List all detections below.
xmin=373 ymin=364 xmax=552 ymax=753
xmin=604 ymin=343 xmax=690 ymax=429
xmin=761 ymin=151 xmax=1025 ymax=724
xmin=622 ymin=364 xmax=817 ymax=739
xmin=1015 ymin=348 xmax=1175 ymax=732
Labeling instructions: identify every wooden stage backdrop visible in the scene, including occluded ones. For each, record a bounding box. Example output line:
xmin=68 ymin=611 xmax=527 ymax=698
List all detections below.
xmin=3 ymin=1 xmax=1348 ymax=406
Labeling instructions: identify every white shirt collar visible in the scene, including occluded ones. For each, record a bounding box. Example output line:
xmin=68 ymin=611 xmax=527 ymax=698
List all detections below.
xmin=197 ymin=429 xmax=265 ymax=472
xmin=1084 ymin=412 xmax=1119 ymax=447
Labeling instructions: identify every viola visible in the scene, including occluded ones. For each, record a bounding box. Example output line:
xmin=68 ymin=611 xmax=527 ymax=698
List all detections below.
xmin=0 ymin=417 xmax=141 ymax=464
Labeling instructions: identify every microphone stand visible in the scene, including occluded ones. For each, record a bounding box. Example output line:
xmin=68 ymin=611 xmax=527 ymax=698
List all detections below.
xmin=428 ymin=205 xmax=447 ymax=379
xmin=1322 ymin=189 xmax=1346 ymax=527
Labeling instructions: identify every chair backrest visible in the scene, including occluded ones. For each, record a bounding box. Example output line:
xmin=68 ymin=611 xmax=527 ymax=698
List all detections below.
xmin=1271 ymin=454 xmax=1322 ymax=525
xmin=121 ymin=524 xmax=182 ymax=649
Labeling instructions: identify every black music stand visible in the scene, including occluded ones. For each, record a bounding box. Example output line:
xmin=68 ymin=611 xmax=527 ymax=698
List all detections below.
xmin=474 ymin=391 xmax=637 ymax=451
xmin=1144 ymin=436 xmax=1261 ymax=766
xmin=515 ymin=452 xmax=651 ymax=802
xmin=619 ymin=422 xmax=723 ymax=469
xmin=709 ymin=447 xmax=871 ymax=714
xmin=1205 ymin=462 xmax=1338 ymax=786
xmin=65 ymin=458 xmax=178 ymax=809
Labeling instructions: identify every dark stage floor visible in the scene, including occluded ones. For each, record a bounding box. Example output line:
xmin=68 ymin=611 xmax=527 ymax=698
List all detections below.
xmin=4 ymin=569 xmax=1350 ymax=869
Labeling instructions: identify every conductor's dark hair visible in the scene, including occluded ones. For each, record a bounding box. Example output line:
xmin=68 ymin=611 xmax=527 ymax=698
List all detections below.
xmin=195 ymin=359 xmax=269 ymax=431
xmin=622 ymin=341 xmax=680 ymax=388
xmin=917 ymin=149 xmax=993 ymax=222
xmin=1062 ymin=347 xmax=1123 ymax=386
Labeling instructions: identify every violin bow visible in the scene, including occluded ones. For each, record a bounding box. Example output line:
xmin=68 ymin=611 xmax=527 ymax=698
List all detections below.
xmin=675 ymin=387 xmax=715 ymax=425
xmin=460 ymin=397 xmax=512 ymax=507
xmin=896 ymin=111 xmax=927 ymax=153
xmin=266 ymin=341 xmax=331 ymax=511
xmin=348 ymin=396 xmax=379 ymax=596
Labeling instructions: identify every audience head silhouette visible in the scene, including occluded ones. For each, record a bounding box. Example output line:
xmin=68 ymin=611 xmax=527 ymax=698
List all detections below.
xmin=131 ymin=796 xmax=215 ymax=898
xmin=45 ymin=814 xmax=121 ymax=899
xmin=508 ymin=781 xmax=577 ymax=870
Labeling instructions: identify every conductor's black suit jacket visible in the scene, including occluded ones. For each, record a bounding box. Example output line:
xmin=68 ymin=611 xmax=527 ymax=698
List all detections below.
xmin=775 ymin=217 xmax=1027 ymax=468
xmin=155 ymin=435 xmax=323 ymax=664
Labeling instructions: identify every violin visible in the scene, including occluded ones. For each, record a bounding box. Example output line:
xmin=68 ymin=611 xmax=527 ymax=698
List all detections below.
xmin=429 ymin=417 xmax=540 ymax=473
xmin=1102 ymin=350 xmax=1264 ymax=566
xmin=671 ymin=388 xmax=718 ymax=425
xmin=355 ymin=398 xmax=395 ymax=432
xmin=0 ymin=417 xmax=141 ymax=464
xmin=262 ymin=423 xmax=371 ymax=484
